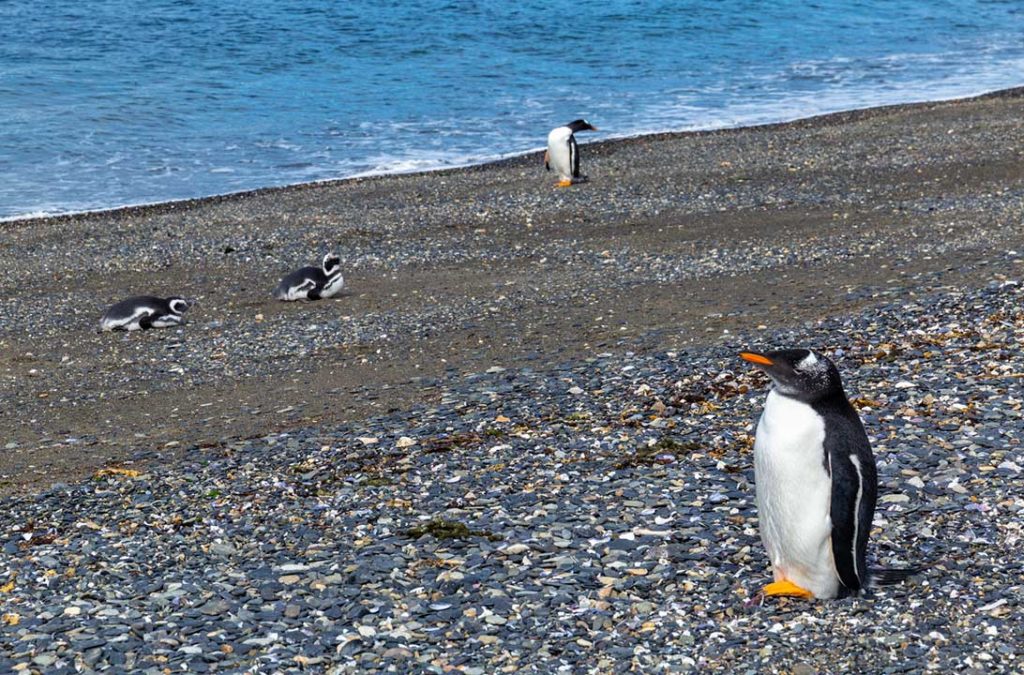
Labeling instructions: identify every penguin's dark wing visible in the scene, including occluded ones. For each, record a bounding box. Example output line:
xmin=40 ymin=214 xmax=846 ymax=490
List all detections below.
xmin=823 ymin=408 xmax=876 ymax=593
xmin=276 ymin=268 xmax=317 ymax=293
xmin=294 ymin=277 xmax=318 ymax=295
xmin=137 ymin=309 xmax=158 ymax=330
xmin=570 ymin=135 xmax=580 ymax=178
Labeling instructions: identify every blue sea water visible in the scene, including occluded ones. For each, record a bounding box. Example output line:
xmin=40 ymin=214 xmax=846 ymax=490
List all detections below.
xmin=1 ymin=0 xmax=1023 ymax=220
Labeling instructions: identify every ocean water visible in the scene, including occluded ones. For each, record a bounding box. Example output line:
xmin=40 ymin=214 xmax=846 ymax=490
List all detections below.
xmin=1 ymin=0 xmax=1023 ymax=220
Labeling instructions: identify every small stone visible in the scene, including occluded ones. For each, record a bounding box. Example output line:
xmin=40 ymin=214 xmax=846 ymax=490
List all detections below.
xmin=278 ymin=563 xmax=311 ymax=573
xmin=200 ymin=600 xmax=231 ymax=616
xmin=210 ymin=542 xmax=236 ymax=556
xmin=33 ymin=654 xmax=56 ymax=667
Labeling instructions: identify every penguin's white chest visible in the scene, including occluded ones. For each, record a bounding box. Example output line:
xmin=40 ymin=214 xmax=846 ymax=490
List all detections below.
xmin=546 ymin=127 xmax=573 ymax=180
xmin=754 ymin=390 xmax=839 ymax=598
xmin=320 ymin=273 xmax=345 ymax=298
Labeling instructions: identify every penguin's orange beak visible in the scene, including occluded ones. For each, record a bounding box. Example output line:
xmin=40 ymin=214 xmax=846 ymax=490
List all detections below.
xmin=740 ymin=352 xmax=774 ymax=366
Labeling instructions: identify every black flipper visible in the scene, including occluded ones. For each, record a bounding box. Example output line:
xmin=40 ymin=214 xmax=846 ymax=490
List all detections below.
xmin=820 ymin=405 xmax=877 ymax=595
xmin=138 ymin=314 xmax=156 ymax=330
xmin=570 ymin=135 xmax=580 ymax=178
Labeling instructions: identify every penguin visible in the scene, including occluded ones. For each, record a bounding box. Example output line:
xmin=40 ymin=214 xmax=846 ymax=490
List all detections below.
xmin=545 ymin=119 xmax=598 ymax=187
xmin=100 ymin=296 xmax=190 ymax=332
xmin=740 ymin=348 xmax=919 ymax=599
xmin=274 ymin=253 xmax=345 ymax=301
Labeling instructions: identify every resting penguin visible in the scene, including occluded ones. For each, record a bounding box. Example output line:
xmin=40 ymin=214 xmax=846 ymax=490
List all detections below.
xmin=274 ymin=253 xmax=345 ymax=301
xmin=100 ymin=296 xmax=190 ymax=332
xmin=545 ymin=119 xmax=598 ymax=187
xmin=740 ymin=349 xmax=918 ymax=599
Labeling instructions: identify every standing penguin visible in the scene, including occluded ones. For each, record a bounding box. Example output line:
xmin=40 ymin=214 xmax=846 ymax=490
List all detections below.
xmin=100 ymin=296 xmax=190 ymax=332
xmin=545 ymin=119 xmax=598 ymax=187
xmin=274 ymin=253 xmax=345 ymax=301
xmin=740 ymin=349 xmax=918 ymax=599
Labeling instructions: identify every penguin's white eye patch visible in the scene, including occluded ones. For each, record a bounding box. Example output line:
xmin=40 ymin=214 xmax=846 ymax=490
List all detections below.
xmin=797 ymin=351 xmax=820 ymax=371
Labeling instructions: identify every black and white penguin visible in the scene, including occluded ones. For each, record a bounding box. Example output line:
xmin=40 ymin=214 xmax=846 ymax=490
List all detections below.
xmin=274 ymin=253 xmax=345 ymax=301
xmin=740 ymin=348 xmax=918 ymax=599
xmin=545 ymin=119 xmax=598 ymax=187
xmin=99 ymin=296 xmax=190 ymax=332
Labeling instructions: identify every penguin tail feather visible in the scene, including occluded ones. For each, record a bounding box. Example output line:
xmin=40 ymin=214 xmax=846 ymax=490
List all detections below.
xmin=868 ymin=567 xmax=922 ymax=587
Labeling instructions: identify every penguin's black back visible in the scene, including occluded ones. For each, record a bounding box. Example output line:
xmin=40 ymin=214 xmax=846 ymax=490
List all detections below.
xmin=106 ymin=295 xmax=173 ymax=316
xmin=277 ymin=265 xmax=327 ymax=289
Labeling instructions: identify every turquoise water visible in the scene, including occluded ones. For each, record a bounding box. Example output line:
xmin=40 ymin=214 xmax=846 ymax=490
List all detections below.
xmin=1 ymin=0 xmax=1023 ymax=219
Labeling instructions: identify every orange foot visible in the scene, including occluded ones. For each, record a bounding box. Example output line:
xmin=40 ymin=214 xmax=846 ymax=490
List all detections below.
xmin=762 ymin=579 xmax=814 ymax=599
xmin=556 ymin=179 xmax=573 ymax=188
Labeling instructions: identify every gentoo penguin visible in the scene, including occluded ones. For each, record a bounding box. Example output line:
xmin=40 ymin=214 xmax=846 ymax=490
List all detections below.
xmin=545 ymin=119 xmax=598 ymax=187
xmin=740 ymin=349 xmax=918 ymax=599
xmin=274 ymin=253 xmax=345 ymax=301
xmin=100 ymin=296 xmax=190 ymax=332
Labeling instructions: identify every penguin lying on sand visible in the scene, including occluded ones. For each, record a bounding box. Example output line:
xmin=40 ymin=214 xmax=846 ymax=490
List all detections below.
xmin=274 ymin=253 xmax=345 ymax=301
xmin=740 ymin=349 xmax=919 ymax=599
xmin=545 ymin=119 xmax=598 ymax=187
xmin=100 ymin=296 xmax=190 ymax=332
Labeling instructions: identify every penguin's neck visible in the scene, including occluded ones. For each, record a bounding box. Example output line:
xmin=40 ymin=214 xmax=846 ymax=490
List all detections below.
xmin=760 ymin=389 xmax=827 ymax=458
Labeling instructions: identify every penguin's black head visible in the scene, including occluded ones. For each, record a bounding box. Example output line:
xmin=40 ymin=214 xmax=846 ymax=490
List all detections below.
xmin=740 ymin=348 xmax=844 ymax=403
xmin=168 ymin=297 xmax=190 ymax=316
xmin=567 ymin=119 xmax=598 ymax=133
xmin=322 ymin=253 xmax=342 ymax=276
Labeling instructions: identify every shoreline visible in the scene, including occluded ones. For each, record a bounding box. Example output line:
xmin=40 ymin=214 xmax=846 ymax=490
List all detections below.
xmin=4 ymin=84 xmax=1022 ymax=227
xmin=1 ymin=85 xmax=1023 ymax=498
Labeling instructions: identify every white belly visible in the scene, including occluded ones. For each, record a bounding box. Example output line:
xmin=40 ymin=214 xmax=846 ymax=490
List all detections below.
xmin=319 ymin=273 xmax=345 ymax=298
xmin=546 ymin=127 xmax=573 ymax=180
xmin=754 ymin=390 xmax=839 ymax=598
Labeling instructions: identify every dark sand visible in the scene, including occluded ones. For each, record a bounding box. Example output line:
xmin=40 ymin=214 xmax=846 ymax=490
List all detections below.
xmin=2 ymin=89 xmax=1023 ymax=495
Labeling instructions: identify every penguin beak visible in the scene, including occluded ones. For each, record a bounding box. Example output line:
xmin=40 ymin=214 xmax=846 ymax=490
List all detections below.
xmin=740 ymin=351 xmax=774 ymax=367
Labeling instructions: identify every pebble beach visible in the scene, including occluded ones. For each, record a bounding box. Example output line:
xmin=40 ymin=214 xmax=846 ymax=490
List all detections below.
xmin=2 ymin=90 xmax=1024 ymax=672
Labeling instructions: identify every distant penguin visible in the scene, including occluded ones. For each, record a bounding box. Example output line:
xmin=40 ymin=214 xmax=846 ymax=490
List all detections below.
xmin=740 ymin=349 xmax=918 ymax=599
xmin=100 ymin=296 xmax=190 ymax=332
xmin=274 ymin=253 xmax=345 ymax=301
xmin=545 ymin=119 xmax=598 ymax=187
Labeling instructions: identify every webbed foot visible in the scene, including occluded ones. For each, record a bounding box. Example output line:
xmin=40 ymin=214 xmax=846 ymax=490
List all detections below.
xmin=762 ymin=579 xmax=814 ymax=599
